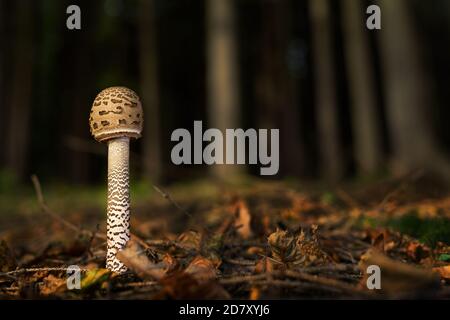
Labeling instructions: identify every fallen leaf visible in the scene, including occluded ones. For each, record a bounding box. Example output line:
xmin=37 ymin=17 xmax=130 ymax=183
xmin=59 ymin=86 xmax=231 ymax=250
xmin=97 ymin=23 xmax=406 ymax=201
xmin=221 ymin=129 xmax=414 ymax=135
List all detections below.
xmin=406 ymin=242 xmax=430 ymax=262
xmin=246 ymin=246 xmax=265 ymax=256
xmin=433 ymin=265 xmax=450 ymax=280
xmin=39 ymin=274 xmax=66 ymax=296
xmin=155 ymin=272 xmax=230 ymax=299
xmin=233 ymin=200 xmax=253 ymax=239
xmin=80 ymin=268 xmax=111 ymax=290
xmin=359 ymin=249 xmax=440 ymax=296
xmin=177 ymin=231 xmax=202 ymax=251
xmin=254 ymin=257 xmax=274 ymax=274
xmin=185 ymin=256 xmax=217 ymax=282
xmin=249 ymin=287 xmax=260 ymax=300
xmin=117 ymin=240 xmax=167 ymax=280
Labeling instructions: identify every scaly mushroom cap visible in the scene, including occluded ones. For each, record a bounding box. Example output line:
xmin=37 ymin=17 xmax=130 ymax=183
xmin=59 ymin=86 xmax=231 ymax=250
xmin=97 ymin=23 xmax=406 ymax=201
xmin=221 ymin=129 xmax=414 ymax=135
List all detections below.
xmin=89 ymin=86 xmax=143 ymax=142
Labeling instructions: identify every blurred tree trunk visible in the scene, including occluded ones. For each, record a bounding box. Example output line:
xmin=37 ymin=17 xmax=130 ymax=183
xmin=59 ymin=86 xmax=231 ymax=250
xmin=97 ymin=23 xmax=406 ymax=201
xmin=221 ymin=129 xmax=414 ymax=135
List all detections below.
xmin=0 ymin=0 xmax=4 ymax=166
xmin=255 ymin=0 xmax=304 ymax=177
xmin=378 ymin=0 xmax=450 ymax=181
xmin=206 ymin=0 xmax=242 ymax=181
xmin=309 ymin=0 xmax=344 ymax=182
xmin=341 ymin=0 xmax=382 ymax=175
xmin=139 ymin=0 xmax=162 ymax=183
xmin=63 ymin=0 xmax=93 ymax=184
xmin=6 ymin=1 xmax=34 ymax=180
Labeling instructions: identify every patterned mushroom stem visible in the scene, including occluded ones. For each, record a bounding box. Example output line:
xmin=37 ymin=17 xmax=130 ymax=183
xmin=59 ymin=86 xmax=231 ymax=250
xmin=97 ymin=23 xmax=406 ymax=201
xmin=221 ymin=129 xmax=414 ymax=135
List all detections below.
xmin=106 ymin=137 xmax=130 ymax=273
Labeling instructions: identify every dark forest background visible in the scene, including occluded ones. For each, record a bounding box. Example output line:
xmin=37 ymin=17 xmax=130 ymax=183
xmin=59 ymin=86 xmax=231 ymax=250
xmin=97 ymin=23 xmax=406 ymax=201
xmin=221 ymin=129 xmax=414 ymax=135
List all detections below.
xmin=1 ymin=0 xmax=450 ymax=191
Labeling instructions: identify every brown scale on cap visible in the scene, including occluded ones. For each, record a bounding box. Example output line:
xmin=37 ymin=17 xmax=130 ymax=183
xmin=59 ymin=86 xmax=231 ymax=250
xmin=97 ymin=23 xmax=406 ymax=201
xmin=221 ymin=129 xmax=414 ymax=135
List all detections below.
xmin=89 ymin=86 xmax=143 ymax=142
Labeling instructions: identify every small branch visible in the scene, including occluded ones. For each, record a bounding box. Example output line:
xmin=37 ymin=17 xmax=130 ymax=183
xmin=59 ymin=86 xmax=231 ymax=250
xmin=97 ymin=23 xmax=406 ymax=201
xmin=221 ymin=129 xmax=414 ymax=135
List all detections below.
xmin=220 ymin=274 xmax=267 ymax=285
xmin=152 ymin=185 xmax=192 ymax=219
xmin=152 ymin=185 xmax=215 ymax=236
xmin=31 ymin=174 xmax=106 ymax=240
xmin=1 ymin=267 xmax=90 ymax=276
xmin=279 ymin=270 xmax=369 ymax=296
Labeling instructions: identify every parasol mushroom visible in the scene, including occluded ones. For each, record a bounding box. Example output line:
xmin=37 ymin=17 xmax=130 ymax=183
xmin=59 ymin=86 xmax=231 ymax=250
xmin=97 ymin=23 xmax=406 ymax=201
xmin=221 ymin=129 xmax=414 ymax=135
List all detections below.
xmin=89 ymin=86 xmax=143 ymax=273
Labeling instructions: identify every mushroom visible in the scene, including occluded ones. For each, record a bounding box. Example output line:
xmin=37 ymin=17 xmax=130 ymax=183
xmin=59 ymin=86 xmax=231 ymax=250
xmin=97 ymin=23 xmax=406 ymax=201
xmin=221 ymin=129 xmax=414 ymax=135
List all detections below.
xmin=89 ymin=86 xmax=143 ymax=273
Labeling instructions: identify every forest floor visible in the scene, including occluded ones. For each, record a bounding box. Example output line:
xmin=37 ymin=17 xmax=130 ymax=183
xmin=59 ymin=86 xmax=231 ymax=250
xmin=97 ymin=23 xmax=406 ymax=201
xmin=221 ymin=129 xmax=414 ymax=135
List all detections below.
xmin=0 ymin=173 xmax=449 ymax=299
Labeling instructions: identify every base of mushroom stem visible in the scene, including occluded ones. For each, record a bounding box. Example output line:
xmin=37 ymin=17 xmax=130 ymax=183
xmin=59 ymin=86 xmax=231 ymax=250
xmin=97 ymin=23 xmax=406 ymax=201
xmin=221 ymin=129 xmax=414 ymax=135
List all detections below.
xmin=106 ymin=249 xmax=128 ymax=273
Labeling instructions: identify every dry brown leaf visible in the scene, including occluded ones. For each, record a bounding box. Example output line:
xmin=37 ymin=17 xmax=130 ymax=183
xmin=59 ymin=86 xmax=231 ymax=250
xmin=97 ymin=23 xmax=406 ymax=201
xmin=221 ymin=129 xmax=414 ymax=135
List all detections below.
xmin=246 ymin=246 xmax=265 ymax=256
xmin=406 ymin=242 xmax=430 ymax=262
xmin=155 ymin=272 xmax=230 ymax=300
xmin=359 ymin=249 xmax=440 ymax=296
xmin=233 ymin=200 xmax=253 ymax=239
xmin=254 ymin=257 xmax=274 ymax=274
xmin=39 ymin=274 xmax=66 ymax=296
xmin=249 ymin=287 xmax=260 ymax=300
xmin=177 ymin=230 xmax=202 ymax=251
xmin=433 ymin=265 xmax=450 ymax=280
xmin=267 ymin=229 xmax=299 ymax=267
xmin=185 ymin=256 xmax=217 ymax=282
xmin=117 ymin=240 xmax=166 ymax=280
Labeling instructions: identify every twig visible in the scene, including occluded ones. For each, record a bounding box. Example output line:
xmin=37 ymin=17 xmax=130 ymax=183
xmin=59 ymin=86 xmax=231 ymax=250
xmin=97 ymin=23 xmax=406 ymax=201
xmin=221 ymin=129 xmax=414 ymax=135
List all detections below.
xmin=152 ymin=185 xmax=192 ymax=218
xmin=31 ymin=174 xmax=152 ymax=251
xmin=31 ymin=174 xmax=93 ymax=236
xmin=279 ymin=270 xmax=369 ymax=296
xmin=220 ymin=274 xmax=267 ymax=285
xmin=224 ymin=258 xmax=256 ymax=266
xmin=2 ymin=267 xmax=90 ymax=276
xmin=115 ymin=281 xmax=159 ymax=289
xmin=152 ymin=185 xmax=216 ymax=236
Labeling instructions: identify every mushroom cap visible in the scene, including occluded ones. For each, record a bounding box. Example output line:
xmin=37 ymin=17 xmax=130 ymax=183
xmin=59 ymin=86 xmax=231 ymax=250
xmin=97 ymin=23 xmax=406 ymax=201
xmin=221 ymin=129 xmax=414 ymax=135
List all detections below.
xmin=89 ymin=86 xmax=143 ymax=142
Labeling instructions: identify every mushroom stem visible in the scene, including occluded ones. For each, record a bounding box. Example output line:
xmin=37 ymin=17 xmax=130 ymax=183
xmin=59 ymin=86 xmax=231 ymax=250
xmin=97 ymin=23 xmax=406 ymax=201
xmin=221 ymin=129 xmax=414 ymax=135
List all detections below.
xmin=106 ymin=137 xmax=130 ymax=273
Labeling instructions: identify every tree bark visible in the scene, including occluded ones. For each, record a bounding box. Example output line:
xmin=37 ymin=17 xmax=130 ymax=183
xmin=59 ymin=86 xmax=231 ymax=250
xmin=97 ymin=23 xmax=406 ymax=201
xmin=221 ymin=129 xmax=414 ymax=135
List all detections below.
xmin=378 ymin=0 xmax=450 ymax=181
xmin=309 ymin=0 xmax=344 ymax=182
xmin=139 ymin=0 xmax=162 ymax=183
xmin=6 ymin=1 xmax=34 ymax=180
xmin=341 ymin=0 xmax=382 ymax=175
xmin=206 ymin=0 xmax=242 ymax=181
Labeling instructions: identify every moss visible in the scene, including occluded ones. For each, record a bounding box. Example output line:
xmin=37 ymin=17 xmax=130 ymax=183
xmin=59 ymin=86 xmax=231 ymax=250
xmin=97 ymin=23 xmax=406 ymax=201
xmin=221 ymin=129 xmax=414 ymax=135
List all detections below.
xmin=386 ymin=212 xmax=450 ymax=247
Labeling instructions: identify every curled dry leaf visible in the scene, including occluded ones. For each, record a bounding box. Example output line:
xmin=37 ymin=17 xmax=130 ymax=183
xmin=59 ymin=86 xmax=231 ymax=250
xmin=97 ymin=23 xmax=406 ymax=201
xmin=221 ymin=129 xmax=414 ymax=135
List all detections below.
xmin=185 ymin=256 xmax=217 ymax=282
xmin=359 ymin=249 xmax=440 ymax=296
xmin=267 ymin=229 xmax=299 ymax=267
xmin=117 ymin=240 xmax=167 ymax=280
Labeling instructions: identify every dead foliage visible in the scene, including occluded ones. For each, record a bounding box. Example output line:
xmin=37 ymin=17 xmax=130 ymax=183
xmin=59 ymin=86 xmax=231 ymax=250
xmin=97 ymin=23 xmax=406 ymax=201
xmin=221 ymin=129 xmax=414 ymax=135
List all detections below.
xmin=0 ymin=177 xmax=449 ymax=299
